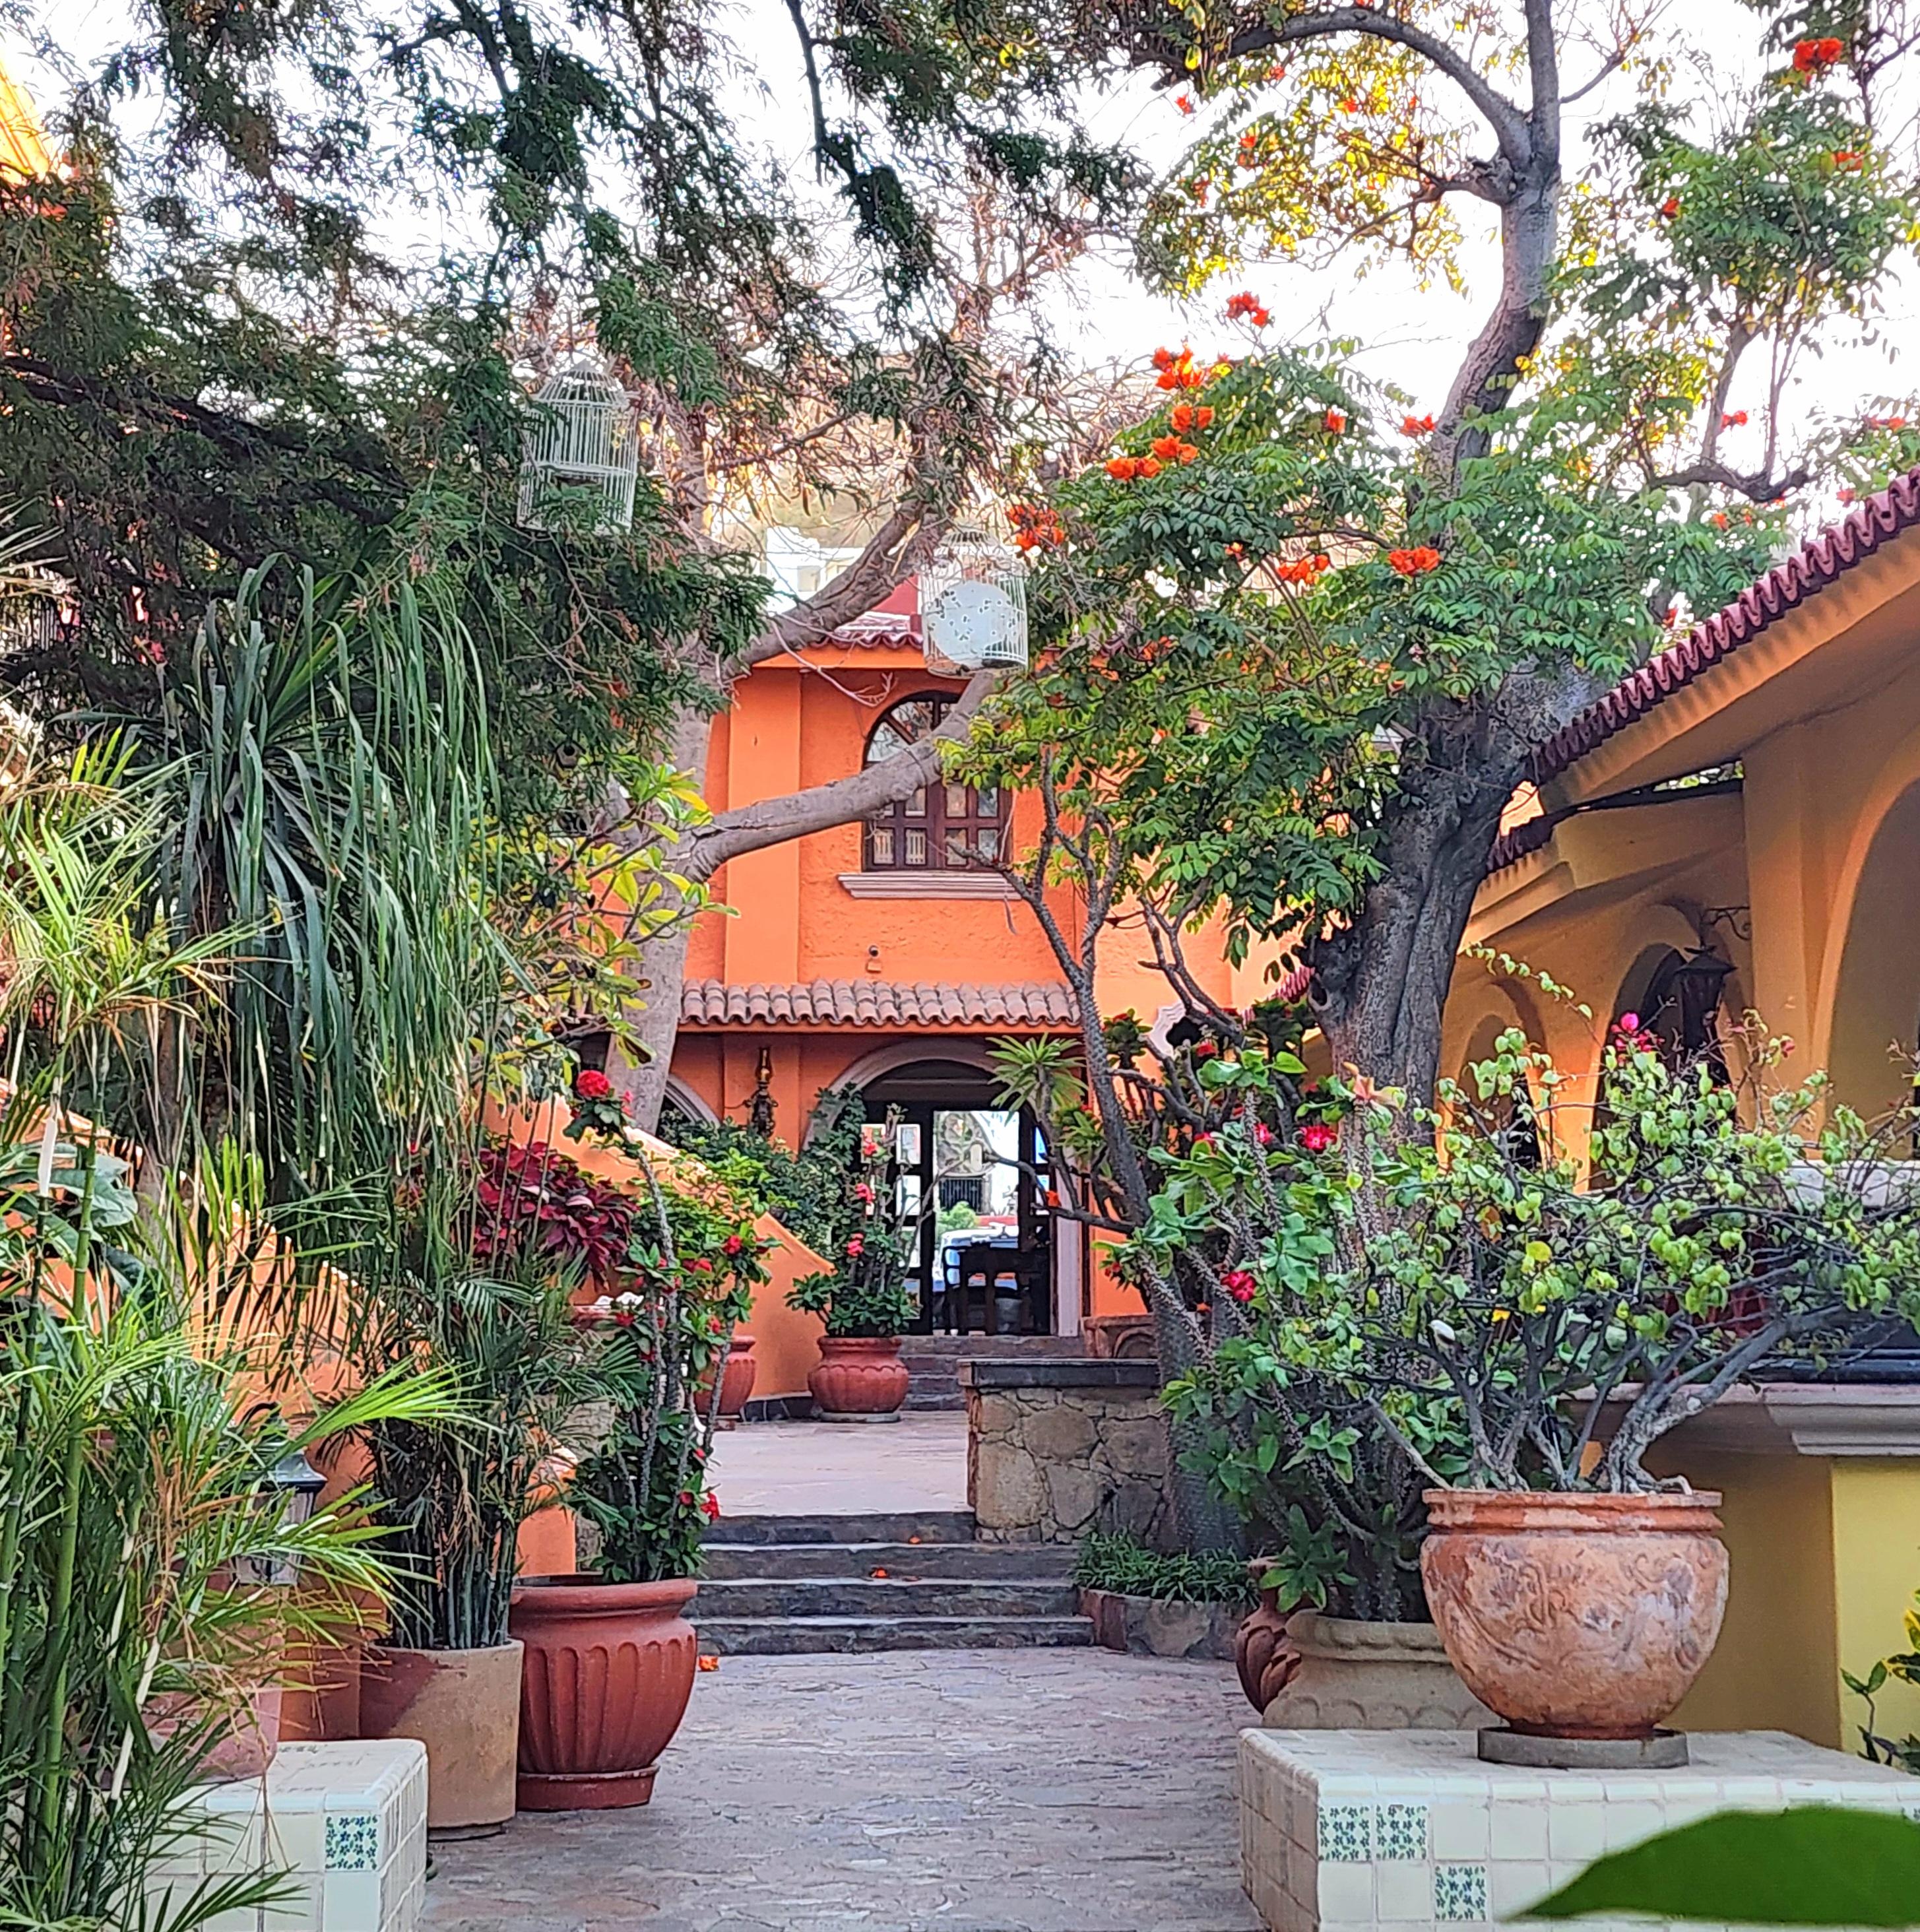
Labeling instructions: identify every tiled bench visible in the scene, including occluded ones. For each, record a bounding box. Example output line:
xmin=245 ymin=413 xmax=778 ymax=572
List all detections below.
xmin=1240 ymin=1726 xmax=1919 ymax=1932
xmin=148 ymin=1739 xmax=428 ymax=1932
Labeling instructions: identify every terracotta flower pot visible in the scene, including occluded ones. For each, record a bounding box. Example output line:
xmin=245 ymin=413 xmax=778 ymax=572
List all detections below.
xmin=360 ymin=1640 xmax=523 ymax=1836
xmin=808 ymin=1335 xmax=909 ymax=1420
xmin=718 ymin=1332 xmax=757 ymax=1420
xmin=1260 ymin=1613 xmax=1494 ymax=1730
xmin=1420 ymin=1488 xmax=1729 ymax=1740
xmin=511 ymin=1575 xmax=699 ymax=1810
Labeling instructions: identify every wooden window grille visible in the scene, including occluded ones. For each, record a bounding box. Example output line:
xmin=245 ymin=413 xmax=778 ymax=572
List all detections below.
xmin=863 ymin=695 xmax=1003 ymax=871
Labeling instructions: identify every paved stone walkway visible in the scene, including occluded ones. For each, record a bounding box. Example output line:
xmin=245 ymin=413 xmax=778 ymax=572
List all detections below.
xmin=709 ymin=1415 xmax=969 ymax=1516
xmin=424 ymin=1650 xmax=1260 ymax=1932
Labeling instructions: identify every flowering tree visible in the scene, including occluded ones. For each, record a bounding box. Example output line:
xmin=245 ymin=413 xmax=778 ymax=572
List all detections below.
xmin=967 ymin=0 xmax=1920 ymax=1112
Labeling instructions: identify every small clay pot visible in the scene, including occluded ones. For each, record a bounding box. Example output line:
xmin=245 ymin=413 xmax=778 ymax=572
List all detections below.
xmin=1234 ymin=1568 xmax=1300 ymax=1714
xmin=360 ymin=1640 xmax=523 ymax=1836
xmin=511 ymin=1576 xmax=698 ymax=1811
xmin=808 ymin=1336 xmax=909 ymax=1419
xmin=1420 ymin=1488 xmax=1728 ymax=1740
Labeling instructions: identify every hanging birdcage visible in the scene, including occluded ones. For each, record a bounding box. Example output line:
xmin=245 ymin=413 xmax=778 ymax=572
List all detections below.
xmin=918 ymin=517 xmax=1029 ymax=672
xmin=515 ymin=355 xmax=639 ymax=537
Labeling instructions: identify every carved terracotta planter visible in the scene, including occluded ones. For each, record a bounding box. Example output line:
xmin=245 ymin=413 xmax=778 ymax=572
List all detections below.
xmin=511 ymin=1576 xmax=698 ymax=1811
xmin=1261 ymin=1613 xmax=1494 ymax=1730
xmin=808 ymin=1336 xmax=909 ymax=1420
xmin=360 ymin=1640 xmax=523 ymax=1835
xmin=1420 ymin=1489 xmax=1729 ymax=1740
xmin=1234 ymin=1571 xmax=1299 ymax=1714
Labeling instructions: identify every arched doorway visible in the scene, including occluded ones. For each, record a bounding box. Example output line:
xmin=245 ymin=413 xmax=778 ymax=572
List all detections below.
xmin=858 ymin=1057 xmax=1058 ymax=1336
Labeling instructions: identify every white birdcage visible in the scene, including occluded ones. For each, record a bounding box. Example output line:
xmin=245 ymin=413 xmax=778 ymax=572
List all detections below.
xmin=515 ymin=356 xmax=639 ymax=537
xmin=918 ymin=517 xmax=1029 ymax=672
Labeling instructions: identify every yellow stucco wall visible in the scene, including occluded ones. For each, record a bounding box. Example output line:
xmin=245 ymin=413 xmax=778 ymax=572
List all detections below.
xmin=1831 ymin=1460 xmax=1920 ymax=1747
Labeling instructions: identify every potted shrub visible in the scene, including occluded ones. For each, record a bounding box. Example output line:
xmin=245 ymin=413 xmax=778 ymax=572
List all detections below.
xmin=511 ymin=1144 xmax=768 ymax=1810
xmin=1139 ymin=1052 xmax=1488 ymax=1728
xmin=358 ymin=1140 xmax=624 ymax=1835
xmin=1292 ymin=1022 xmax=1920 ymax=1756
xmin=787 ymin=1112 xmax=921 ymax=1421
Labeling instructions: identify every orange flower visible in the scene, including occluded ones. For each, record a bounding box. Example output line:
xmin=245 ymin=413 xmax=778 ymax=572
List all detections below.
xmin=1833 ymin=148 xmax=1863 ymax=169
xmin=1709 ymin=511 xmax=1729 ymax=527
xmin=1176 ymin=93 xmax=1195 ymax=113
xmin=1170 ymin=402 xmax=1195 ymax=430
xmin=1190 ymin=176 xmax=1210 ymax=202
xmin=1324 ymin=407 xmax=1347 ymax=434
xmin=1659 ymin=195 xmax=1680 ymax=218
xmin=1151 ymin=346 xmax=1177 ymax=370
xmin=697 ymin=1655 xmax=720 ymax=1671
xmin=1720 ymin=409 xmax=1748 ymax=428
xmin=1106 ymin=455 xmax=1139 ymax=481
xmin=1176 ymin=441 xmax=1200 ymax=464
xmin=1400 ymin=413 xmax=1435 ymax=435
xmin=1151 ymin=434 xmax=1182 ymax=459
xmin=1137 ymin=455 xmax=1163 ymax=478
xmin=1388 ymin=546 xmax=1442 ymax=576
xmin=1793 ymin=36 xmax=1844 ymax=71
xmin=1267 ymin=63 xmax=1287 ymax=80
xmin=1838 ymin=488 xmax=1857 ymax=504
xmin=1196 ymin=404 xmax=1215 ymax=428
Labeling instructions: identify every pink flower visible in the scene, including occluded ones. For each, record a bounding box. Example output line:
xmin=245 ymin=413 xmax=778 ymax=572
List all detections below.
xmin=1223 ymin=1269 xmax=1258 ymax=1303
xmin=1300 ymin=1123 xmax=1337 ymax=1153
xmin=1616 ymin=1012 xmax=1640 ymax=1033
xmin=1253 ymin=1122 xmax=1273 ymax=1146
xmin=847 ymin=1235 xmax=865 ymax=1258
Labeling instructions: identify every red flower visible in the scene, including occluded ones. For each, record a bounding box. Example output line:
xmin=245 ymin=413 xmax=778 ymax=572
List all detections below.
xmin=1194 ymin=1039 xmax=1219 ymax=1060
xmin=1838 ymin=488 xmax=1857 ymax=504
xmin=722 ymin=1233 xmax=745 ymax=1256
xmin=1388 ymin=546 xmax=1442 ymax=576
xmin=1324 ymin=407 xmax=1347 ymax=434
xmin=1833 ymin=148 xmax=1863 ymax=170
xmin=678 ymin=1489 xmax=695 ymax=1506
xmin=1106 ymin=455 xmax=1139 ymax=481
xmin=703 ymin=1493 xmax=722 ymax=1521
xmin=1659 ymin=195 xmax=1680 ymax=218
xmin=1223 ymin=1270 xmax=1258 ymax=1303
xmin=1300 ymin=1123 xmax=1337 ymax=1153
xmin=1175 ymin=93 xmax=1195 ymax=113
xmin=1401 ymin=413 xmax=1435 ymax=436
xmin=1792 ymin=36 xmax=1844 ymax=71
xmin=1721 ymin=409 xmax=1748 ymax=428
xmin=689 ymin=1256 xmax=713 ymax=1273
xmin=574 ymin=1068 xmax=615 ymax=1101
xmin=1254 ymin=1122 xmax=1274 ymax=1147
xmin=1137 ymin=455 xmax=1163 ymax=477
xmin=1151 ymin=433 xmax=1182 ymax=460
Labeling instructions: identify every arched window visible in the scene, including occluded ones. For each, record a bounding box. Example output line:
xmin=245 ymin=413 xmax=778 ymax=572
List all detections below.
xmin=864 ymin=694 xmax=1002 ymax=871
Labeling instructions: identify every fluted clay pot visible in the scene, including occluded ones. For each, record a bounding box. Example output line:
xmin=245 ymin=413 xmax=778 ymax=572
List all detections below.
xmin=360 ymin=1640 xmax=523 ymax=1836
xmin=1262 ymin=1613 xmax=1494 ymax=1730
xmin=511 ymin=1576 xmax=698 ymax=1811
xmin=1234 ymin=1568 xmax=1300 ymax=1714
xmin=808 ymin=1335 xmax=909 ymax=1420
xmin=718 ymin=1333 xmax=757 ymax=1421
xmin=1420 ymin=1489 xmax=1729 ymax=1739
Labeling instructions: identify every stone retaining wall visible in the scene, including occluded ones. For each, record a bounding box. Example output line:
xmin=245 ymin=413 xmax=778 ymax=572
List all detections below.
xmin=959 ymin=1360 xmax=1174 ymax=1545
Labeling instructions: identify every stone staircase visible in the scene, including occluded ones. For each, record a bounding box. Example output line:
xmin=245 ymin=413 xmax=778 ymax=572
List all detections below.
xmin=693 ymin=1510 xmax=1091 ymax=1654
xmin=899 ymin=1332 xmax=1087 ymax=1411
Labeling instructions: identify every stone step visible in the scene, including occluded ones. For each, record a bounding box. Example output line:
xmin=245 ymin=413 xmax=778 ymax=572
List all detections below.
xmin=901 ymin=1388 xmax=967 ymax=1411
xmin=899 ymin=1334 xmax=1086 ymax=1361
xmin=694 ymin=1577 xmax=1082 ymax=1619
xmin=693 ymin=1614 xmax=1094 ymax=1656
xmin=708 ymin=1510 xmax=976 ymax=1547
xmin=701 ymin=1539 xmax=1077 ymax=1581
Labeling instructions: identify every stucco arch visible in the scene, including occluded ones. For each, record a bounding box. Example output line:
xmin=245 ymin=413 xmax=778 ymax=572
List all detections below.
xmin=660 ymin=1074 xmax=720 ymax=1128
xmin=1811 ymin=711 xmax=1920 ymax=1102
xmin=1821 ymin=777 xmax=1920 ymax=1120
xmin=803 ymin=1038 xmax=1004 ymax=1143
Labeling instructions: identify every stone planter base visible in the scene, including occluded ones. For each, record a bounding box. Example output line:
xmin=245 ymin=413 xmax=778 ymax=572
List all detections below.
xmin=359 ymin=1641 xmax=522 ymax=1837
xmin=1239 ymin=1727 xmax=1913 ymax=1932
xmin=1082 ymin=1588 xmax=1240 ymax=1661
xmin=1261 ymin=1614 xmax=1492 ymax=1731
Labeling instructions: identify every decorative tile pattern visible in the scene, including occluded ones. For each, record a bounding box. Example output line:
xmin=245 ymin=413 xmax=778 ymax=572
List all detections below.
xmin=1318 ymin=1803 xmax=1373 ymax=1861
xmin=1434 ymin=1861 xmax=1489 ymax=1921
xmin=324 ymin=1813 xmax=379 ymax=1873
xmin=1376 ymin=1803 xmax=1428 ymax=1861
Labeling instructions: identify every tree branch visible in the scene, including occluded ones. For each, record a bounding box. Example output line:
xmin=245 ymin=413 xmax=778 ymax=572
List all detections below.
xmin=684 ymin=666 xmax=996 ymax=878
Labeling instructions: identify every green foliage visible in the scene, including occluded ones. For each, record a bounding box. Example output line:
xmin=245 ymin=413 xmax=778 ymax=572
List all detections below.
xmin=1073 ymin=1529 xmax=1258 ymax=1609
xmin=1844 ymin=1579 xmax=1920 ymax=1772
xmin=1237 ymin=1024 xmax=1920 ymax=1494
xmin=1530 ymin=1806 xmax=1920 ymax=1926
xmin=658 ymin=1087 xmax=868 ymax=1260
xmin=786 ymin=1109 xmax=924 ymax=1339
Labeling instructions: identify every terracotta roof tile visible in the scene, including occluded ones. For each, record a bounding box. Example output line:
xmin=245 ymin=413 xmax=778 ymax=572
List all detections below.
xmin=680 ymin=978 xmax=1079 ymax=1028
xmin=1530 ymin=463 xmax=1920 ymax=786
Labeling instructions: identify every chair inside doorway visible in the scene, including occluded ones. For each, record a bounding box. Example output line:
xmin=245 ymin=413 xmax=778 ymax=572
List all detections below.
xmin=859 ymin=1058 xmax=1055 ymax=1336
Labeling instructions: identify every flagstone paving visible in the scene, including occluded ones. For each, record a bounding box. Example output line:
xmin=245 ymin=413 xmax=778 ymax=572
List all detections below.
xmin=423 ymin=1648 xmax=1260 ymax=1932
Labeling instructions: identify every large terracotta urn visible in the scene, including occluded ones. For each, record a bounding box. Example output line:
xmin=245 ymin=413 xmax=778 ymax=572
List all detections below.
xmin=1420 ymin=1489 xmax=1729 ymax=1740
xmin=511 ymin=1576 xmax=699 ymax=1811
xmin=360 ymin=1640 xmax=523 ymax=1835
xmin=808 ymin=1335 xmax=909 ymax=1420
